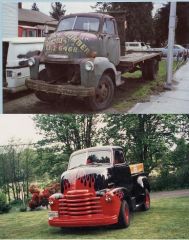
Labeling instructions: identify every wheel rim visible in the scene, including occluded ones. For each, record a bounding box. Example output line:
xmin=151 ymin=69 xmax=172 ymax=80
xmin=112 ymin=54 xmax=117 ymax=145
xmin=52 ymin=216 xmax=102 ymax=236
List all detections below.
xmin=124 ymin=206 xmax=129 ymax=224
xmin=145 ymin=192 xmax=150 ymax=209
xmin=95 ymin=81 xmax=110 ymax=104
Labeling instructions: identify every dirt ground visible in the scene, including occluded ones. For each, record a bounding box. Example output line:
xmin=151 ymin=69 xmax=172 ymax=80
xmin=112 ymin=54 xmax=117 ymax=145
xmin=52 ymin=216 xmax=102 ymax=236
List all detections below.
xmin=3 ymin=76 xmax=163 ymax=114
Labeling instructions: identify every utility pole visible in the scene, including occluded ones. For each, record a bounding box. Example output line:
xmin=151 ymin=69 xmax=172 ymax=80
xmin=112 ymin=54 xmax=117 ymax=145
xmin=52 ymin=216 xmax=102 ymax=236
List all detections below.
xmin=164 ymin=2 xmax=177 ymax=90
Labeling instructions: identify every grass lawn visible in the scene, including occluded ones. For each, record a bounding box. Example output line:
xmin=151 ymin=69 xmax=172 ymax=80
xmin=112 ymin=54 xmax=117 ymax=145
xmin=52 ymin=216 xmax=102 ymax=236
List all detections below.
xmin=111 ymin=60 xmax=182 ymax=112
xmin=0 ymin=196 xmax=189 ymax=239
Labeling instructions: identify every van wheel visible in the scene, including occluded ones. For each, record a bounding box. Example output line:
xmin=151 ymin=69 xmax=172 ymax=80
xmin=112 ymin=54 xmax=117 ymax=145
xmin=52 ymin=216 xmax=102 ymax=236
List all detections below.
xmin=88 ymin=74 xmax=114 ymax=111
xmin=142 ymin=59 xmax=159 ymax=80
xmin=142 ymin=189 xmax=150 ymax=211
xmin=117 ymin=200 xmax=130 ymax=228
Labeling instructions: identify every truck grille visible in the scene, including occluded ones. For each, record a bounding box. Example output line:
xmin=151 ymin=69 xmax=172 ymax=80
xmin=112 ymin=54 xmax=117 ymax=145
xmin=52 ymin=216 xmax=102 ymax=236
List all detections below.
xmin=58 ymin=190 xmax=102 ymax=216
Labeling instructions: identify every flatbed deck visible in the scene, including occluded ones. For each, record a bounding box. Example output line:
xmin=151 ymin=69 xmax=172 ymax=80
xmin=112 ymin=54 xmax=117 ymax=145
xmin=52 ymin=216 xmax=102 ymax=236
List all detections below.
xmin=119 ymin=51 xmax=162 ymax=68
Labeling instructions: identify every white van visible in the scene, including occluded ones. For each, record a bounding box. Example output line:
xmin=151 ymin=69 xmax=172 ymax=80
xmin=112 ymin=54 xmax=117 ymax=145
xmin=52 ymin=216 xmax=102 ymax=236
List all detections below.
xmin=125 ymin=42 xmax=149 ymax=51
xmin=3 ymin=37 xmax=45 ymax=93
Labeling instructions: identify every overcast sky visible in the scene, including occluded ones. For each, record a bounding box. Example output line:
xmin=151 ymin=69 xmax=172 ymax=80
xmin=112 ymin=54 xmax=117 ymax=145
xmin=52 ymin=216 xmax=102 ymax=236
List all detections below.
xmin=0 ymin=115 xmax=42 ymax=146
xmin=22 ymin=1 xmax=163 ymax=16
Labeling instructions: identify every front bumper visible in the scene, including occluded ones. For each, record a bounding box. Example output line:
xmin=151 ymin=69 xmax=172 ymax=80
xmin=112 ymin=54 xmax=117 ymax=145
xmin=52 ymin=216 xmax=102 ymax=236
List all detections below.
xmin=26 ymin=79 xmax=95 ymax=97
xmin=49 ymin=214 xmax=118 ymax=227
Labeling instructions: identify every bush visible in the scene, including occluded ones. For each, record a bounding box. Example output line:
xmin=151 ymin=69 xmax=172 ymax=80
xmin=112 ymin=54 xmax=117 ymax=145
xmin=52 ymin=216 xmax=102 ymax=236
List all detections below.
xmin=10 ymin=199 xmax=23 ymax=205
xmin=0 ymin=192 xmax=11 ymax=214
xmin=20 ymin=205 xmax=27 ymax=212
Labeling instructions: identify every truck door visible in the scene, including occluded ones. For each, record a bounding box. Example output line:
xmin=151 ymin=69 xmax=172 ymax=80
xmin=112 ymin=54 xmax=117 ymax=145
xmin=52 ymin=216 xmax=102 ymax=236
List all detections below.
xmin=113 ymin=149 xmax=133 ymax=191
xmin=102 ymin=18 xmax=120 ymax=66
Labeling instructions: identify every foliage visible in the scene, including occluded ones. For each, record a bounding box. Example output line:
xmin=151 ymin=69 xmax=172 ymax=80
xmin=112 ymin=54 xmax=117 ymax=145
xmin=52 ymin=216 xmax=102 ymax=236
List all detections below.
xmin=154 ymin=2 xmax=189 ymax=46
xmin=19 ymin=205 xmax=27 ymax=212
xmin=31 ymin=3 xmax=39 ymax=11
xmin=93 ymin=2 xmax=154 ymax=44
xmin=0 ymin=140 xmax=35 ymax=203
xmin=0 ymin=192 xmax=11 ymax=214
xmin=0 ymin=196 xmax=189 ymax=238
xmin=49 ymin=2 xmax=66 ymax=20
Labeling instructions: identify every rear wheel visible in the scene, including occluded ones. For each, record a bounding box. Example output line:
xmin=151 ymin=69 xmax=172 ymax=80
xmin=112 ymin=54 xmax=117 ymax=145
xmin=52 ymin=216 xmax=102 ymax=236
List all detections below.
xmin=142 ymin=59 xmax=159 ymax=80
xmin=142 ymin=189 xmax=150 ymax=211
xmin=88 ymin=74 xmax=114 ymax=111
xmin=117 ymin=200 xmax=130 ymax=228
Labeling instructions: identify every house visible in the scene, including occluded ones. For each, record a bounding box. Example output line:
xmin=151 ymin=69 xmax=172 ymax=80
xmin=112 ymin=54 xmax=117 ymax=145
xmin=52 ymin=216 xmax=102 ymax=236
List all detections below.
xmin=18 ymin=3 xmax=57 ymax=37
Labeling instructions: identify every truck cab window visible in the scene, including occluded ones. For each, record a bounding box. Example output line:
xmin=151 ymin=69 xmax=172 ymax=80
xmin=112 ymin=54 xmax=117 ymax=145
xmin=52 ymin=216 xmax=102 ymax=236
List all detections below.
xmin=87 ymin=150 xmax=111 ymax=164
xmin=114 ymin=149 xmax=125 ymax=164
xmin=103 ymin=19 xmax=115 ymax=35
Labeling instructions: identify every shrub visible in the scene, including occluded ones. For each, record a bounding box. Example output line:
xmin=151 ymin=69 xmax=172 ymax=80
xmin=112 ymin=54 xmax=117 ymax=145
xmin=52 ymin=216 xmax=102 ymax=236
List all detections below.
xmin=0 ymin=192 xmax=11 ymax=214
xmin=20 ymin=205 xmax=27 ymax=212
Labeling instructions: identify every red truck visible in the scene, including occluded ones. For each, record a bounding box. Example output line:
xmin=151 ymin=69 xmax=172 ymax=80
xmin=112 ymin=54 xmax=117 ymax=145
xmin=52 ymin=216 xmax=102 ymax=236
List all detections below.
xmin=48 ymin=146 xmax=150 ymax=228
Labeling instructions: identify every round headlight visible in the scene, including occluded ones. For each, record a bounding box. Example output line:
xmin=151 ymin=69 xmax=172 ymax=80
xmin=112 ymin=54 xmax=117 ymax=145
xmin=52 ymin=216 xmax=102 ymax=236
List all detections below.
xmin=28 ymin=57 xmax=35 ymax=67
xmin=85 ymin=61 xmax=94 ymax=71
xmin=49 ymin=200 xmax=54 ymax=205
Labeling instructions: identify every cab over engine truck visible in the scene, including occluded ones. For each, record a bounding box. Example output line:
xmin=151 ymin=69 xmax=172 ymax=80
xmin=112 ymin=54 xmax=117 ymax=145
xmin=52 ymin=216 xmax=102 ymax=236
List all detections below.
xmin=48 ymin=146 xmax=150 ymax=229
xmin=26 ymin=13 xmax=161 ymax=111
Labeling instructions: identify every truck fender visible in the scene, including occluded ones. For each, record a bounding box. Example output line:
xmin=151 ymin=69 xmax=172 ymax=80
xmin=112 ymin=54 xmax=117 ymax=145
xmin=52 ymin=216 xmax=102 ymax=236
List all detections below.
xmin=137 ymin=176 xmax=150 ymax=192
xmin=93 ymin=57 xmax=117 ymax=87
xmin=111 ymin=187 xmax=132 ymax=209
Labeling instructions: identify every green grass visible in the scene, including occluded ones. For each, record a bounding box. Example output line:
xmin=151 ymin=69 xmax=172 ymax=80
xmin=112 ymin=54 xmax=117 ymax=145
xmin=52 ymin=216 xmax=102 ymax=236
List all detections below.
xmin=0 ymin=196 xmax=189 ymax=239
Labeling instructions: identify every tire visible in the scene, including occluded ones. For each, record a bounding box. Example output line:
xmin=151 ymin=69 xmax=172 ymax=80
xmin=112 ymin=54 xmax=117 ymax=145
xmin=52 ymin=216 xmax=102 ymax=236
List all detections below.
xmin=142 ymin=189 xmax=150 ymax=211
xmin=117 ymin=200 xmax=130 ymax=228
xmin=142 ymin=59 xmax=159 ymax=80
xmin=88 ymin=74 xmax=114 ymax=111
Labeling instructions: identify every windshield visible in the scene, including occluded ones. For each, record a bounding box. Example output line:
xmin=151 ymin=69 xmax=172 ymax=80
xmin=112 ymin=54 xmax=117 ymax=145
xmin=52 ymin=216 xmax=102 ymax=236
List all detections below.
xmin=68 ymin=150 xmax=111 ymax=169
xmin=57 ymin=16 xmax=100 ymax=32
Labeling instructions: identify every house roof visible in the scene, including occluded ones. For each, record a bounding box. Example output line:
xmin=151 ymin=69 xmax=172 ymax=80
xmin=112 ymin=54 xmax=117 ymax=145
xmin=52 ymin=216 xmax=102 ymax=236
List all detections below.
xmin=18 ymin=8 xmax=58 ymax=26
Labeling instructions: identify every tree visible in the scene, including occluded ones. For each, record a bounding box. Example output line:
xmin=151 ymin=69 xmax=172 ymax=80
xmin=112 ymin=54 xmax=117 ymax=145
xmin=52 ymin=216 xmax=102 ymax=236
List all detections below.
xmin=49 ymin=2 xmax=66 ymax=20
xmin=154 ymin=2 xmax=189 ymax=46
xmin=93 ymin=2 xmax=154 ymax=43
xmin=31 ymin=3 xmax=39 ymax=11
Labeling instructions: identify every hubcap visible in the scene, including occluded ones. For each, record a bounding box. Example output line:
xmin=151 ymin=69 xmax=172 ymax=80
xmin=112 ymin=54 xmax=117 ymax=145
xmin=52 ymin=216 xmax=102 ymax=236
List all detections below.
xmin=96 ymin=82 xmax=109 ymax=103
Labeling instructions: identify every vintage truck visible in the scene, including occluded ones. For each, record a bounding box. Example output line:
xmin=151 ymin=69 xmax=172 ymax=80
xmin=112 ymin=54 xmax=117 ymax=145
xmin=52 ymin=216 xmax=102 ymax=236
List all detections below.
xmin=48 ymin=146 xmax=150 ymax=229
xmin=26 ymin=12 xmax=161 ymax=110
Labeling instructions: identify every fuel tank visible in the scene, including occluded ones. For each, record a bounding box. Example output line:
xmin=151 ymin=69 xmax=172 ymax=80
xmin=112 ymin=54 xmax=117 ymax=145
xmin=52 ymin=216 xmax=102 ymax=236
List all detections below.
xmin=43 ymin=31 xmax=104 ymax=59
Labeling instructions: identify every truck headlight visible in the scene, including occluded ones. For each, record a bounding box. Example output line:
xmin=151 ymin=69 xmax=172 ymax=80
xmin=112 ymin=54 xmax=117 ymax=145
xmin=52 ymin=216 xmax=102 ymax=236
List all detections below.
xmin=105 ymin=193 xmax=112 ymax=203
xmin=28 ymin=57 xmax=35 ymax=67
xmin=85 ymin=61 xmax=94 ymax=71
xmin=49 ymin=200 xmax=54 ymax=206
xmin=48 ymin=211 xmax=58 ymax=220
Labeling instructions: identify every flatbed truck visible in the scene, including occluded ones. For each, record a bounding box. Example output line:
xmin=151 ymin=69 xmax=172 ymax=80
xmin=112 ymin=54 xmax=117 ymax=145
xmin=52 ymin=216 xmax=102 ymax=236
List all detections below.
xmin=26 ymin=13 xmax=161 ymax=110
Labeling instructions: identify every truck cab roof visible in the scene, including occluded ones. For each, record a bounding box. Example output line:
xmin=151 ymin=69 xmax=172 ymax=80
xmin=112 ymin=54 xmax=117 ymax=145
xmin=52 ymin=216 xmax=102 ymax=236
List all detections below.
xmin=70 ymin=145 xmax=123 ymax=157
xmin=60 ymin=12 xmax=114 ymax=21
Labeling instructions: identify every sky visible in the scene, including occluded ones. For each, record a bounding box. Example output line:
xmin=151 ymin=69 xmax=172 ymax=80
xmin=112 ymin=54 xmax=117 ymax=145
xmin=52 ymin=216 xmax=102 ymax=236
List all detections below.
xmin=22 ymin=1 xmax=163 ymax=16
xmin=0 ymin=115 xmax=42 ymax=146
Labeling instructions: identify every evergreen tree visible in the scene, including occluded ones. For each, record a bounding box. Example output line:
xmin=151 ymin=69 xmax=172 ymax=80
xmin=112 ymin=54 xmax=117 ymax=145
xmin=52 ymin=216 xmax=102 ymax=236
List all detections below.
xmin=49 ymin=2 xmax=66 ymax=21
xmin=31 ymin=3 xmax=39 ymax=11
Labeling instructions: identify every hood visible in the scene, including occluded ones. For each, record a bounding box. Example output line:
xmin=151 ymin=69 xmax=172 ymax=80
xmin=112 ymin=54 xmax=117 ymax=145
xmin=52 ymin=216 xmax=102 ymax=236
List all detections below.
xmin=61 ymin=165 xmax=113 ymax=193
xmin=43 ymin=31 xmax=101 ymax=59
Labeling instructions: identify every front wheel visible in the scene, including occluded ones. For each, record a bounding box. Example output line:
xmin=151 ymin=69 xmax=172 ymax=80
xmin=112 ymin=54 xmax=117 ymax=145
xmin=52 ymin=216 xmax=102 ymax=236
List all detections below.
xmin=142 ymin=189 xmax=150 ymax=211
xmin=117 ymin=200 xmax=130 ymax=228
xmin=88 ymin=74 xmax=114 ymax=111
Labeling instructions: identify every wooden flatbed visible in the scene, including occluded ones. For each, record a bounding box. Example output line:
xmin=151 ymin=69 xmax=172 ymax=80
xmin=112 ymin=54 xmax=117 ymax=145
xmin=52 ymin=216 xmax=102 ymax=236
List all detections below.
xmin=118 ymin=51 xmax=162 ymax=68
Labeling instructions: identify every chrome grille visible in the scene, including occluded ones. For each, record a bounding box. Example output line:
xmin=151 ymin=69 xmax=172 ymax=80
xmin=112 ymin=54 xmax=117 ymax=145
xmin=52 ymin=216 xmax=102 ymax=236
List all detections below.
xmin=59 ymin=190 xmax=102 ymax=216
